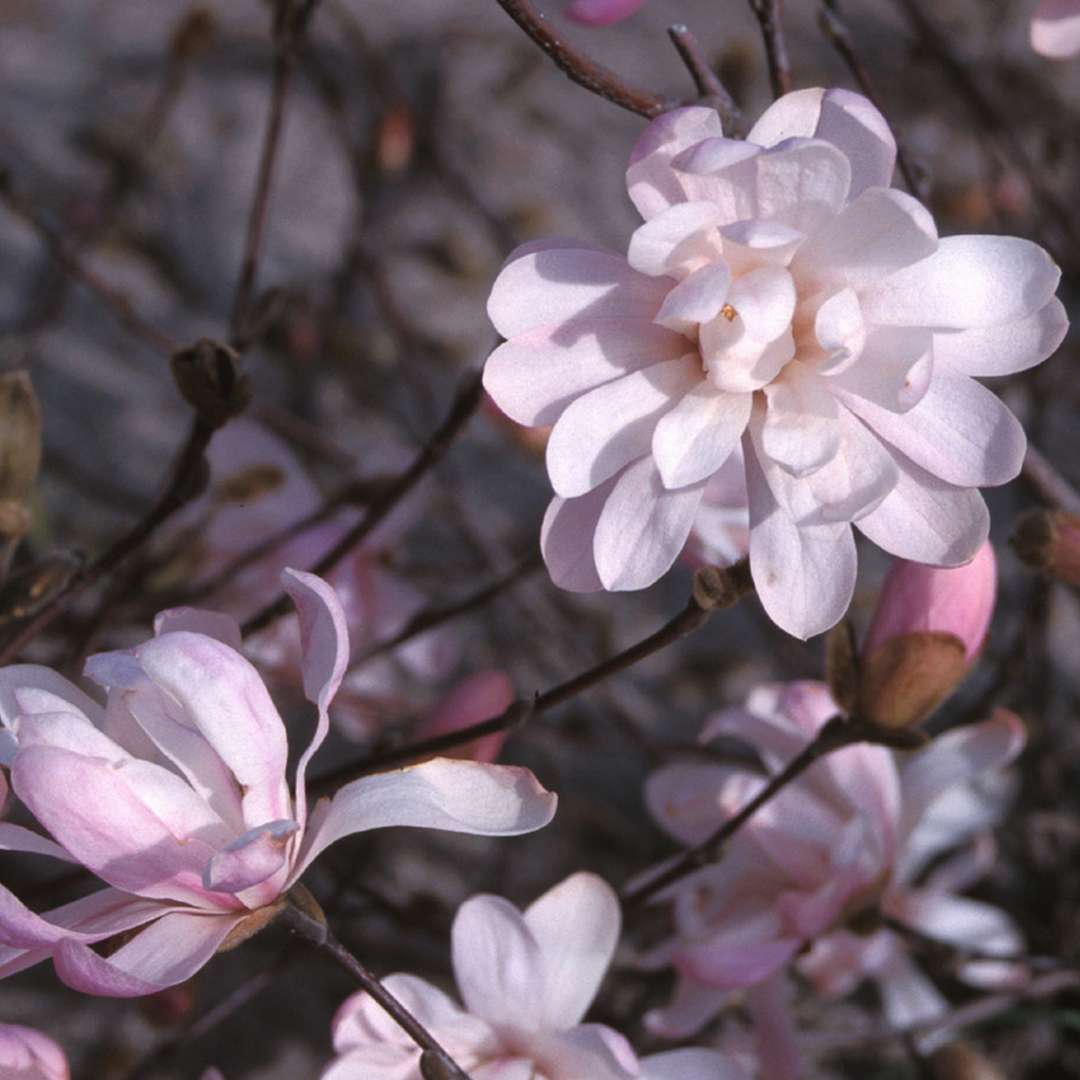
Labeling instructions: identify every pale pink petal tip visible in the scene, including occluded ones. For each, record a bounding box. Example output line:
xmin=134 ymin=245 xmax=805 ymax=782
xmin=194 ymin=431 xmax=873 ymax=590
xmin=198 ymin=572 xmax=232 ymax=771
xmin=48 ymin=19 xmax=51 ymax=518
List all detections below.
xmin=0 ymin=1023 xmax=70 ymax=1080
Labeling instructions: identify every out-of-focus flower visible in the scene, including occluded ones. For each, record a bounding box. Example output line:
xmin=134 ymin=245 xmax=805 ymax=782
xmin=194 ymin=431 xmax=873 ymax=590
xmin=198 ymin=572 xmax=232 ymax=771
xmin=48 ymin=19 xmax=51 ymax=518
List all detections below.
xmin=859 ymin=541 xmax=996 ymax=730
xmin=0 ymin=571 xmax=556 ymax=997
xmin=642 ymin=682 xmax=1025 ymax=1042
xmin=411 ymin=669 xmax=515 ymax=763
xmin=1031 ymin=0 xmax=1080 ymax=57
xmin=0 ymin=1023 xmax=69 ymax=1079
xmin=565 ymin=0 xmax=648 ymax=26
xmin=484 ymin=90 xmax=1066 ymax=639
xmin=1012 ymin=508 xmax=1080 ymax=586
xmin=159 ymin=419 xmax=458 ymax=740
xmin=324 ymin=872 xmax=749 ymax=1080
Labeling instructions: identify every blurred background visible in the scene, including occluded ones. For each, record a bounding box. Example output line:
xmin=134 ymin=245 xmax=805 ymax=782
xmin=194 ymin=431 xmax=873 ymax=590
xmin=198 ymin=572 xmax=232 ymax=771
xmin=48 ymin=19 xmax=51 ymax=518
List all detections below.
xmin=1 ymin=0 xmax=1079 ymax=1075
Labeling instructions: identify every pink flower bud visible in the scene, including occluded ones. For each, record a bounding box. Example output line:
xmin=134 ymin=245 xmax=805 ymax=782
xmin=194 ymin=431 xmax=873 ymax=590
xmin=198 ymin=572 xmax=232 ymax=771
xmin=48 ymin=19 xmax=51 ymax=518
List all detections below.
xmin=1012 ymin=509 xmax=1080 ymax=587
xmin=859 ymin=542 xmax=996 ymax=729
xmin=413 ymin=670 xmax=514 ymax=764
xmin=565 ymin=0 xmax=647 ymax=26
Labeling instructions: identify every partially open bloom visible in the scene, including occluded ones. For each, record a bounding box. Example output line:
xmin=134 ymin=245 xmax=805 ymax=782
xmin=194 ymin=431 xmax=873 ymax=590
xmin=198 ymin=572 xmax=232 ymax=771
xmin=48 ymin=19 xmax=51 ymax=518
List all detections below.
xmin=325 ymin=872 xmax=748 ymax=1080
xmin=859 ymin=540 xmax=996 ymax=729
xmin=1031 ymin=0 xmax=1080 ymax=57
xmin=642 ymin=683 xmax=1025 ymax=1041
xmin=565 ymin=0 xmax=647 ymax=26
xmin=0 ymin=571 xmax=556 ymax=996
xmin=484 ymin=89 xmax=1066 ymax=638
xmin=0 ymin=1024 xmax=69 ymax=1080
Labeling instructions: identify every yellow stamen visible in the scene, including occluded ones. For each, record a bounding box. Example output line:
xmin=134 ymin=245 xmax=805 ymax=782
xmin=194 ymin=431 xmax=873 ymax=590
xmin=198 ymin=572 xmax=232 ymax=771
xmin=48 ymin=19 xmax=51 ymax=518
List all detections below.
xmin=720 ymin=303 xmax=737 ymax=322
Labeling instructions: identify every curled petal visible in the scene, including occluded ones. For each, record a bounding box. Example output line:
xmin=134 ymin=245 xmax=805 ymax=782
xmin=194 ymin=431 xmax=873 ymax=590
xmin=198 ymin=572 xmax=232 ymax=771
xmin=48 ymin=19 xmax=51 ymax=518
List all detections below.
xmin=202 ymin=820 xmax=299 ymax=895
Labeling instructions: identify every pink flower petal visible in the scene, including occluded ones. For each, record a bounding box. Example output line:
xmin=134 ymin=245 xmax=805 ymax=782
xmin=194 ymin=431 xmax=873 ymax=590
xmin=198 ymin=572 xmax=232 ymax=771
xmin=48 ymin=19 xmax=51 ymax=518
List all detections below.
xmin=53 ymin=910 xmax=243 ymax=997
xmin=626 ymin=201 xmax=724 ymax=277
xmin=290 ymin=759 xmax=556 ymax=885
xmin=523 ymin=872 xmax=621 ymax=1029
xmin=747 ymin=87 xmax=896 ymax=198
xmin=827 ymin=327 xmax=933 ymax=413
xmin=0 ymin=1023 xmax=70 ymax=1080
xmin=545 ymin=355 xmax=699 ymax=497
xmin=652 ymin=385 xmax=751 ymax=489
xmin=540 ymin=481 xmax=615 ymax=593
xmin=654 ymin=262 xmax=732 ymax=334
xmin=153 ymin=608 xmax=243 ymax=650
xmin=673 ymin=938 xmax=800 ymax=989
xmin=641 ymin=1048 xmax=750 ymax=1080
xmin=202 ymin=819 xmax=298 ymax=895
xmin=1031 ymin=0 xmax=1080 ymax=57
xmin=564 ymin=0 xmax=647 ymax=26
xmin=593 ymin=456 xmax=707 ymax=590
xmin=416 ymin=670 xmax=515 ymax=764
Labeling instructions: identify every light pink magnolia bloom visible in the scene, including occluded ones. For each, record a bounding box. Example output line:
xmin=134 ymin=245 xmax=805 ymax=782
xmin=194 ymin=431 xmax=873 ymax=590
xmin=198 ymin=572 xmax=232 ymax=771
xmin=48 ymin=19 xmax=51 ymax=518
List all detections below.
xmin=642 ymin=682 xmax=1025 ymax=1042
xmin=565 ymin=0 xmax=647 ymax=26
xmin=1031 ymin=0 xmax=1080 ymax=57
xmin=0 ymin=1024 xmax=69 ymax=1080
xmin=484 ymin=89 xmax=1067 ymax=639
xmin=865 ymin=540 xmax=996 ymax=662
xmin=167 ymin=420 xmax=458 ymax=739
xmin=0 ymin=571 xmax=556 ymax=997
xmin=324 ymin=872 xmax=749 ymax=1080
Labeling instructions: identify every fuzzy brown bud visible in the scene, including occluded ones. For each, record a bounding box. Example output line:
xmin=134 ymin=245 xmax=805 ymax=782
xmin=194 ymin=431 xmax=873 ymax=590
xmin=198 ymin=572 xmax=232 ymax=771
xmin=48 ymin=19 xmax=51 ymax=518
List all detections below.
xmin=1012 ymin=508 xmax=1080 ymax=586
xmin=170 ymin=339 xmax=250 ymax=429
xmin=930 ymin=1041 xmax=1006 ymax=1080
xmin=0 ymin=371 xmax=42 ymax=506
xmin=692 ymin=559 xmax=754 ymax=611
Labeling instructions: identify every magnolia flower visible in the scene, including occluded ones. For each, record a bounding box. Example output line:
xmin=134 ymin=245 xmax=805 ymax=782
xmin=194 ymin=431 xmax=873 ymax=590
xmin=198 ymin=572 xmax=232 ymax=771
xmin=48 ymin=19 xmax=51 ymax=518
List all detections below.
xmin=1031 ymin=0 xmax=1080 ymax=57
xmin=325 ymin=872 xmax=749 ymax=1080
xmin=859 ymin=540 xmax=996 ymax=729
xmin=0 ymin=571 xmax=556 ymax=996
xmin=484 ymin=89 xmax=1067 ymax=639
xmin=161 ymin=419 xmax=458 ymax=739
xmin=565 ymin=0 xmax=647 ymax=26
xmin=0 ymin=1024 xmax=69 ymax=1080
xmin=642 ymin=682 xmax=1025 ymax=1042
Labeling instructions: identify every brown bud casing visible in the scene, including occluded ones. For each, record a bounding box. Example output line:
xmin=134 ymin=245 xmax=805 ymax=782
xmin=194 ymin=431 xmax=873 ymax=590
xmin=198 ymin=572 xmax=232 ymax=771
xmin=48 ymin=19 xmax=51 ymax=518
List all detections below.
xmin=692 ymin=559 xmax=754 ymax=610
xmin=824 ymin=618 xmax=859 ymax=715
xmin=1012 ymin=509 xmax=1080 ymax=586
xmin=0 ymin=371 xmax=42 ymax=507
xmin=171 ymin=339 xmax=251 ymax=429
xmin=858 ymin=631 xmax=968 ymax=730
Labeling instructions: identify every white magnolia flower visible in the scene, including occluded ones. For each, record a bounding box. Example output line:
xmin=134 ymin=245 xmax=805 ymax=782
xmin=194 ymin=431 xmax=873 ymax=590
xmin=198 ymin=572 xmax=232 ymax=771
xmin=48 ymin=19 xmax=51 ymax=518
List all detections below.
xmin=483 ymin=89 xmax=1066 ymax=638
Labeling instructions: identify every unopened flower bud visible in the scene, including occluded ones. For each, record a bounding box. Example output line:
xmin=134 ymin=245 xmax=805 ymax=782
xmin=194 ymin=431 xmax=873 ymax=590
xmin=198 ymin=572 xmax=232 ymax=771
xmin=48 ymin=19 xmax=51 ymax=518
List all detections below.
xmin=171 ymin=339 xmax=251 ymax=429
xmin=1012 ymin=508 xmax=1080 ymax=586
xmin=859 ymin=542 xmax=996 ymax=730
xmin=0 ymin=370 xmax=41 ymax=508
xmin=930 ymin=1041 xmax=1006 ymax=1080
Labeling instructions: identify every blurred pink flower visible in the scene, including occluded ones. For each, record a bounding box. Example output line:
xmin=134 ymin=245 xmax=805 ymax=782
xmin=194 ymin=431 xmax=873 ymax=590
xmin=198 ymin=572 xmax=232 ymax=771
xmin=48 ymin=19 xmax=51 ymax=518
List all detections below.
xmin=0 ymin=1024 xmax=69 ymax=1080
xmin=163 ymin=419 xmax=459 ymax=739
xmin=0 ymin=571 xmax=556 ymax=997
xmin=325 ymin=872 xmax=749 ymax=1080
xmin=1031 ymin=0 xmax=1080 ymax=57
xmin=412 ymin=669 xmax=515 ymax=763
xmin=484 ymin=90 xmax=1066 ymax=639
xmin=565 ymin=0 xmax=648 ymax=26
xmin=641 ymin=683 xmax=1025 ymax=1044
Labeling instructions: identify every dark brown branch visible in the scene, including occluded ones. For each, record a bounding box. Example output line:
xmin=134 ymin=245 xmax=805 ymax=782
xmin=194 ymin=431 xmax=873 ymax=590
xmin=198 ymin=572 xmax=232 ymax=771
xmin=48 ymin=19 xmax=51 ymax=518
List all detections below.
xmin=622 ymin=715 xmax=926 ymax=907
xmin=817 ymin=2 xmax=925 ymax=198
xmin=352 ymin=552 xmax=543 ymax=665
xmin=282 ymin=902 xmax=472 ymax=1080
xmin=493 ymin=0 xmax=672 ymax=118
xmin=667 ymin=25 xmax=739 ymax=128
xmin=747 ymin=0 xmax=793 ymax=99
xmin=0 ymin=173 xmax=178 ymax=358
xmin=230 ymin=1 xmax=319 ymax=343
xmin=240 ymin=371 xmax=486 ymax=637
xmin=310 ymin=561 xmax=754 ymax=796
xmin=0 ymin=418 xmax=213 ymax=665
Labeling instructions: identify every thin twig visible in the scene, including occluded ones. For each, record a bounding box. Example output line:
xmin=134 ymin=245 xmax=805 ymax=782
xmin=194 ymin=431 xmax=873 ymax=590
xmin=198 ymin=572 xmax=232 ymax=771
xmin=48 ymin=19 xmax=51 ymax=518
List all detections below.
xmin=817 ymin=2 xmax=924 ymax=198
xmin=622 ymin=716 xmax=926 ymax=907
xmin=310 ymin=562 xmax=754 ymax=795
xmin=230 ymin=1 xmax=318 ymax=343
xmin=1021 ymin=443 xmax=1080 ymax=515
xmin=667 ymin=24 xmax=739 ymax=128
xmin=493 ymin=0 xmax=672 ymax=118
xmin=352 ymin=552 xmax=543 ymax=665
xmin=240 ymin=371 xmax=486 ymax=637
xmin=282 ymin=902 xmax=472 ymax=1080
xmin=747 ymin=0 xmax=793 ymax=99
xmin=0 ymin=173 xmax=178 ymax=357
xmin=0 ymin=419 xmax=213 ymax=665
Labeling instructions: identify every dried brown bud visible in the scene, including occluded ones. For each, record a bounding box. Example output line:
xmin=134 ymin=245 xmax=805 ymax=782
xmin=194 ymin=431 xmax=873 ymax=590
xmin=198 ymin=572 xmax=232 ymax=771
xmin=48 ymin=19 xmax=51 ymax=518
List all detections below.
xmin=0 ymin=371 xmax=42 ymax=504
xmin=824 ymin=618 xmax=859 ymax=715
xmin=1012 ymin=509 xmax=1080 ymax=586
xmin=170 ymin=339 xmax=250 ymax=429
xmin=692 ymin=559 xmax=754 ymax=611
xmin=930 ymin=1041 xmax=1006 ymax=1080
xmin=858 ymin=631 xmax=967 ymax=730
